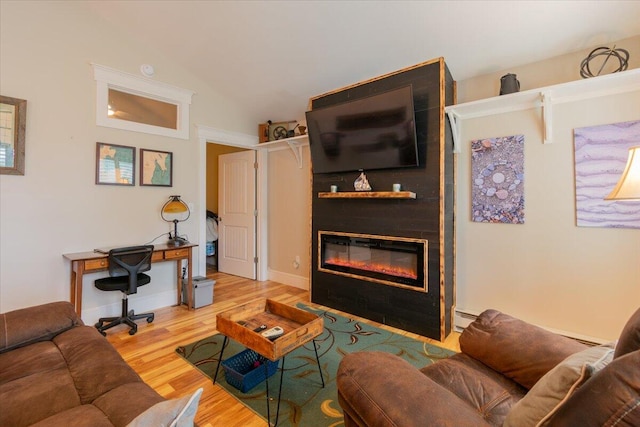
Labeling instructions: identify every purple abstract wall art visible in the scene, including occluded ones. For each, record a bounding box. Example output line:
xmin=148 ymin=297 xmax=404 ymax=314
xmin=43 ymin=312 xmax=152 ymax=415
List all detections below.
xmin=574 ymin=119 xmax=640 ymax=229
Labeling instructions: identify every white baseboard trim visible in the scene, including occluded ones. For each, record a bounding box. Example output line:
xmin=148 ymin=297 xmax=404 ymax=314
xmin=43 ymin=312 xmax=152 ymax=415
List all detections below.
xmin=81 ymin=290 xmax=177 ymax=326
xmin=267 ymin=269 xmax=309 ymax=291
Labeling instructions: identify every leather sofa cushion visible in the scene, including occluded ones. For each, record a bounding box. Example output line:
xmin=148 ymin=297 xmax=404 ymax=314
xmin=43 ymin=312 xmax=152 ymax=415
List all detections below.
xmin=30 ymin=405 xmax=116 ymax=427
xmin=421 ymin=353 xmax=526 ymax=426
xmin=54 ymin=326 xmax=143 ymax=404
xmin=460 ymin=309 xmax=587 ymax=390
xmin=338 ymin=351 xmax=494 ymax=427
xmin=0 ymin=301 xmax=82 ymax=353
xmin=93 ymin=383 xmax=166 ymax=427
xmin=614 ymin=307 xmax=640 ymax=359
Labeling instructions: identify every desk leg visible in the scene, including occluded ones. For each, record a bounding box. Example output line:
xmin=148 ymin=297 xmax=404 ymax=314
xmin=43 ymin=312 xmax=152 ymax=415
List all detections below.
xmin=70 ymin=261 xmax=84 ymax=317
xmin=186 ymin=249 xmax=194 ymax=310
xmin=176 ymin=259 xmax=183 ymax=307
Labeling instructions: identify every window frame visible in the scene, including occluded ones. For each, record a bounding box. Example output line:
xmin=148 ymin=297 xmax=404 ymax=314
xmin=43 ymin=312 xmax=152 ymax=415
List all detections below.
xmin=92 ymin=63 xmax=194 ymax=140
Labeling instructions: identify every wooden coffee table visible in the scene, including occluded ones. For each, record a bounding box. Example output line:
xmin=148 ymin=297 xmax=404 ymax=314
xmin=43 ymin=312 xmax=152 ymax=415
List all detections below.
xmin=213 ymin=298 xmax=324 ymax=425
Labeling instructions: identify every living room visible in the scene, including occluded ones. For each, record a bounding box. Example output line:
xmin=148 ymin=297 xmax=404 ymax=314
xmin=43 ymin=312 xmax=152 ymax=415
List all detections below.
xmin=1 ymin=1 xmax=639 ymax=425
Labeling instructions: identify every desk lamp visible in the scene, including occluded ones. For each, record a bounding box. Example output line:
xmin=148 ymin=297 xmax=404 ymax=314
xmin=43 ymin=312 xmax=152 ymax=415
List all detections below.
xmin=161 ymin=195 xmax=190 ymax=246
xmin=605 ymin=146 xmax=640 ymax=201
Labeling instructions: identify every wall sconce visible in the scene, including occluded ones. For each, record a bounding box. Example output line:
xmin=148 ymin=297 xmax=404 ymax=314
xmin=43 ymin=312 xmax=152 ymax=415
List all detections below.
xmin=605 ymin=146 xmax=640 ymax=201
xmin=161 ymin=195 xmax=190 ymax=246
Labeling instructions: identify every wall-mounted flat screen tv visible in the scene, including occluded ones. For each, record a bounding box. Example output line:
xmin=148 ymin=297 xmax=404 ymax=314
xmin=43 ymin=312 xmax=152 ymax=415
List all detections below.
xmin=306 ymin=85 xmax=418 ymax=174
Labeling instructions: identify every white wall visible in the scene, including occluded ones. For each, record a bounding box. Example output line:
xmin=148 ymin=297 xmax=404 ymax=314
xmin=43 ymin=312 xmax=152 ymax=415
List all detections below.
xmin=266 ymin=143 xmax=312 ymax=289
xmin=0 ymin=2 xmax=253 ymax=323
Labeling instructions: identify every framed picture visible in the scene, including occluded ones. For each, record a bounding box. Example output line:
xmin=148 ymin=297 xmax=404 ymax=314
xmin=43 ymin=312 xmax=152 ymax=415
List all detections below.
xmin=140 ymin=148 xmax=173 ymax=187
xmin=0 ymin=95 xmax=27 ymax=175
xmin=95 ymin=142 xmax=135 ymax=185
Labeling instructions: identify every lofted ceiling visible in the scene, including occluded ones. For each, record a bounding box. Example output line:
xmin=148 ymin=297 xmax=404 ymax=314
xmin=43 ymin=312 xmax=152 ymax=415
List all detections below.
xmin=83 ymin=1 xmax=640 ymax=128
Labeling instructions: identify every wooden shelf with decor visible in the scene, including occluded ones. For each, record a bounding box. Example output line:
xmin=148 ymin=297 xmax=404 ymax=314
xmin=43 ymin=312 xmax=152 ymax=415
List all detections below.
xmin=318 ymin=191 xmax=416 ymax=199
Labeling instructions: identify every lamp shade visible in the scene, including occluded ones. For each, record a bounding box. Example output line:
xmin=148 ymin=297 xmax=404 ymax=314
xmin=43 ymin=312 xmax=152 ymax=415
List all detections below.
xmin=161 ymin=195 xmax=190 ymax=221
xmin=605 ymin=146 xmax=640 ymax=201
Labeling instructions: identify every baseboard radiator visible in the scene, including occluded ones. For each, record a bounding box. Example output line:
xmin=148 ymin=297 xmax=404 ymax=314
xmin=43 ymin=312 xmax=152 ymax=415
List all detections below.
xmin=454 ymin=308 xmax=605 ymax=346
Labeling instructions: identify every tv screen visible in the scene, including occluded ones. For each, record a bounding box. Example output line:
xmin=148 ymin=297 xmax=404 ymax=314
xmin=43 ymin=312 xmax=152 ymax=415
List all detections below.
xmin=306 ymin=85 xmax=418 ymax=174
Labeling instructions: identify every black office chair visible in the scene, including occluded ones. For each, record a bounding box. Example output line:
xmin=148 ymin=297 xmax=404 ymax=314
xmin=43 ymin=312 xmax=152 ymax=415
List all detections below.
xmin=94 ymin=245 xmax=155 ymax=336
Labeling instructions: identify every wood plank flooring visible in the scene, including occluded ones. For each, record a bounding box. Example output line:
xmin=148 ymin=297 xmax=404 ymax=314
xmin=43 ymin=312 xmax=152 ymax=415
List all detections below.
xmin=107 ymin=271 xmax=460 ymax=427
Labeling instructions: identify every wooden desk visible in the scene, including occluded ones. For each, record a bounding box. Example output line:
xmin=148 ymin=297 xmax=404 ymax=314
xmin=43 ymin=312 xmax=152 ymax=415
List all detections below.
xmin=63 ymin=243 xmax=198 ymax=317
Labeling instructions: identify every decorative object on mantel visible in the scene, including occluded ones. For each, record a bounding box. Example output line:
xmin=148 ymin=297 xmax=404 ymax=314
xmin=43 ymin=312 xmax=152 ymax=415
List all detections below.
xmin=605 ymin=145 xmax=640 ymax=201
xmin=471 ymin=135 xmax=525 ymax=224
xmin=298 ymin=125 xmax=307 ymax=135
xmin=579 ymin=45 xmax=629 ymax=78
xmin=499 ymin=73 xmax=520 ymax=95
xmin=392 ymin=183 xmax=401 ymax=192
xmin=354 ymin=171 xmax=372 ymax=191
xmin=574 ymin=119 xmax=640 ymax=229
xmin=330 ymin=185 xmax=338 ymax=193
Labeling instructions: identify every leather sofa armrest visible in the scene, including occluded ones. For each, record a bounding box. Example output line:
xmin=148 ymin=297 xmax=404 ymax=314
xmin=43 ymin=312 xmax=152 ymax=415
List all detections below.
xmin=460 ymin=309 xmax=588 ymax=390
xmin=337 ymin=351 xmax=492 ymax=427
xmin=0 ymin=301 xmax=83 ymax=353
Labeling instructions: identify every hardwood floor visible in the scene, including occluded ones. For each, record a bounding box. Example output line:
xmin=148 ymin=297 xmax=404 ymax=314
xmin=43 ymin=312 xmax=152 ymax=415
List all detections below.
xmin=107 ymin=271 xmax=460 ymax=427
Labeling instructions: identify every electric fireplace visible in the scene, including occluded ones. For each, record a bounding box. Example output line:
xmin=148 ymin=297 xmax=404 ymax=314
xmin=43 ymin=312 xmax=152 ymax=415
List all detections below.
xmin=318 ymin=231 xmax=428 ymax=292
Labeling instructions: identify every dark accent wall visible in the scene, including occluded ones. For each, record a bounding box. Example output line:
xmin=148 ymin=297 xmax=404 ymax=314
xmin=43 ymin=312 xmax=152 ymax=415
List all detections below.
xmin=310 ymin=59 xmax=455 ymax=341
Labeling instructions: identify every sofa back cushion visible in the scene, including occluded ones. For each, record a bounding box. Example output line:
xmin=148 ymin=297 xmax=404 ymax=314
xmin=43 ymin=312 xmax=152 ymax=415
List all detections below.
xmin=0 ymin=302 xmax=83 ymax=353
xmin=460 ymin=310 xmax=587 ymax=390
xmin=614 ymin=307 xmax=640 ymax=359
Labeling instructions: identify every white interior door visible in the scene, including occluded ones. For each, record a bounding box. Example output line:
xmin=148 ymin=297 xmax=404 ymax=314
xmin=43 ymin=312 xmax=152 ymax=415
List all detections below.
xmin=218 ymin=150 xmax=256 ymax=279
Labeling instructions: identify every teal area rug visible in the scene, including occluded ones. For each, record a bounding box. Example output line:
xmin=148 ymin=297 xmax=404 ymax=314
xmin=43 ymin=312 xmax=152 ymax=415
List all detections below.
xmin=175 ymin=304 xmax=454 ymax=426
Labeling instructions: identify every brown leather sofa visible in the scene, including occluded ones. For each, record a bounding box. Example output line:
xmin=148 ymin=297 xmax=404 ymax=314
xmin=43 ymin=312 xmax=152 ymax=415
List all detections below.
xmin=0 ymin=301 xmax=166 ymax=426
xmin=337 ymin=307 xmax=640 ymax=427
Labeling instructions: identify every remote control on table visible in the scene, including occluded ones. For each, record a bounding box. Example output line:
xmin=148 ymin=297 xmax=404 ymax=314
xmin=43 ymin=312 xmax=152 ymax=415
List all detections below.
xmin=261 ymin=326 xmax=284 ymax=340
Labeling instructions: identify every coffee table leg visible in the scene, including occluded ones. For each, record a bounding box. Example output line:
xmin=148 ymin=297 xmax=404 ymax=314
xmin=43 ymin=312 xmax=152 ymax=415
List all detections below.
xmin=212 ymin=336 xmax=228 ymax=384
xmin=265 ymin=356 xmax=286 ymax=426
xmin=313 ymin=339 xmax=325 ymax=388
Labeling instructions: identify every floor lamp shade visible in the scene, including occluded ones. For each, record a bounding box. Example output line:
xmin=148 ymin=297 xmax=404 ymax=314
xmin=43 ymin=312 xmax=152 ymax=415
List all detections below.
xmin=605 ymin=146 xmax=640 ymax=201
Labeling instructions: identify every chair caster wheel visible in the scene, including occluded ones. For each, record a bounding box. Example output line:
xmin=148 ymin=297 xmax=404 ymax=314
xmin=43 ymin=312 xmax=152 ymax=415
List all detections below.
xmin=147 ymin=315 xmax=154 ymax=323
xmin=95 ymin=322 xmax=103 ymax=328
xmin=99 ymin=330 xmax=107 ymax=337
xmin=129 ymin=328 xmax=137 ymax=336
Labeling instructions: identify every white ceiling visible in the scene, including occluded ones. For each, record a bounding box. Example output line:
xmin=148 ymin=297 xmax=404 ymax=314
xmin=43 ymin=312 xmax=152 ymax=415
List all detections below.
xmin=83 ymin=1 xmax=640 ymax=126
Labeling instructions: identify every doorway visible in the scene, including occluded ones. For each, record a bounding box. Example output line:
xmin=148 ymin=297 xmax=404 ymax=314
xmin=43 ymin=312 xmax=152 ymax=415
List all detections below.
xmin=205 ymin=143 xmax=255 ymax=278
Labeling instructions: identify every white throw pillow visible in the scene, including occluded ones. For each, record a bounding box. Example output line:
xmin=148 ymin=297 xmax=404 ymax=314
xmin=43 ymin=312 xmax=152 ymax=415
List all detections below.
xmin=126 ymin=388 xmax=203 ymax=427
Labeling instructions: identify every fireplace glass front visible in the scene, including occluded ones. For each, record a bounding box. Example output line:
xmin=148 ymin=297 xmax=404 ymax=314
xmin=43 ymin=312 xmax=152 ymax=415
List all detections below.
xmin=318 ymin=231 xmax=427 ymax=292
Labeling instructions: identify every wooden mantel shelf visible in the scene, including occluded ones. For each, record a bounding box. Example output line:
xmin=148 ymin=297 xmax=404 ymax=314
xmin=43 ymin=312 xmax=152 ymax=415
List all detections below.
xmin=318 ymin=191 xmax=416 ymax=199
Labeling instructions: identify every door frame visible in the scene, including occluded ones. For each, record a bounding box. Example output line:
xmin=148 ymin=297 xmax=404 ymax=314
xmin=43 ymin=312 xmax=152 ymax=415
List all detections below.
xmin=197 ymin=125 xmax=268 ymax=281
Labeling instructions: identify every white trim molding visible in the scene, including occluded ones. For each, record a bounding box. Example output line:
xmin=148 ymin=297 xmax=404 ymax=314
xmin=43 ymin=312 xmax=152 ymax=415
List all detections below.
xmin=92 ymin=63 xmax=194 ymax=139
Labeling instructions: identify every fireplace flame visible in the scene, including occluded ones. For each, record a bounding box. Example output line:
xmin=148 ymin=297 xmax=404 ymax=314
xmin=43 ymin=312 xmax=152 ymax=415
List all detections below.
xmin=325 ymin=258 xmax=417 ymax=280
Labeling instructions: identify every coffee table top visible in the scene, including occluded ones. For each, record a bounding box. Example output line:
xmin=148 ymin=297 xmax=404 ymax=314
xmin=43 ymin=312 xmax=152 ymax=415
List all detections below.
xmin=216 ymin=298 xmax=324 ymax=361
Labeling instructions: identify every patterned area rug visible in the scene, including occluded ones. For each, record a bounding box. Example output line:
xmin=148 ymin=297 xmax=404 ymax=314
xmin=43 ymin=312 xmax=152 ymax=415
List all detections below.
xmin=175 ymin=304 xmax=454 ymax=426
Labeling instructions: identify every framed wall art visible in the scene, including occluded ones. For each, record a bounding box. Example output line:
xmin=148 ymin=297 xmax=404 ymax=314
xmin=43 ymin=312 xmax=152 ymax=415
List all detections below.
xmin=471 ymin=134 xmax=525 ymax=224
xmin=574 ymin=119 xmax=640 ymax=229
xmin=0 ymin=95 xmax=27 ymax=175
xmin=140 ymin=148 xmax=173 ymax=187
xmin=95 ymin=142 xmax=135 ymax=186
